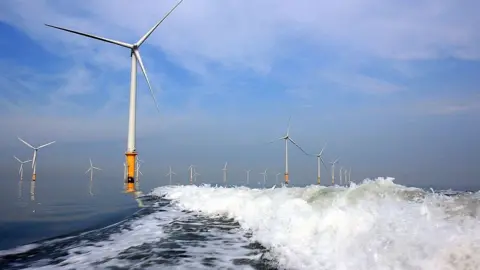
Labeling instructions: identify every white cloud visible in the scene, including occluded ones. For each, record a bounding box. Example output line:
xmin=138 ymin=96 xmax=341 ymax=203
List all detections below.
xmin=1 ymin=0 xmax=479 ymax=75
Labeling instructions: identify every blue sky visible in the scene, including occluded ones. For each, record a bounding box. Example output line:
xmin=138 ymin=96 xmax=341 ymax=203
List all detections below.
xmin=0 ymin=0 xmax=479 ymax=189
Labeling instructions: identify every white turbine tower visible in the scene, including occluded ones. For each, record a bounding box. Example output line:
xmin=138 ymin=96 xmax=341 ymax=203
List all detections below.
xmin=45 ymin=0 xmax=184 ymax=193
xmin=85 ymin=158 xmax=102 ymax=195
xmin=14 ymin=156 xmax=32 ymax=180
xmin=188 ymin=165 xmax=195 ymax=185
xmin=166 ymin=166 xmax=176 ymax=185
xmin=339 ymin=167 xmax=343 ymax=185
xmin=260 ymin=169 xmax=268 ymax=188
xmin=349 ymin=168 xmax=352 ymax=183
xmin=314 ymin=144 xmax=327 ymax=185
xmin=222 ymin=162 xmax=228 ymax=184
xmin=329 ymin=158 xmax=340 ymax=185
xmin=18 ymin=137 xmax=55 ymax=181
xmin=245 ymin=169 xmax=251 ymax=185
xmin=268 ymin=116 xmax=309 ymax=185
xmin=344 ymin=168 xmax=348 ymax=185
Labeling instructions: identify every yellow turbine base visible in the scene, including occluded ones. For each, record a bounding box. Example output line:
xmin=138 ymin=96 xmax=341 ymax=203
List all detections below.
xmin=284 ymin=173 xmax=289 ymax=185
xmin=32 ymin=174 xmax=36 ymax=181
xmin=125 ymin=152 xmax=137 ymax=193
xmin=126 ymin=182 xmax=135 ymax=193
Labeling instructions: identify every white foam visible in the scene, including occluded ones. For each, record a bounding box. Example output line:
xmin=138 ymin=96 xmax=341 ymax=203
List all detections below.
xmin=153 ymin=177 xmax=480 ymax=270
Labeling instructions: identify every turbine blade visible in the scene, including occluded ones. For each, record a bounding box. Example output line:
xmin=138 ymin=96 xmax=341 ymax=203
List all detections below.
xmin=320 ymin=157 xmax=329 ymax=171
xmin=134 ymin=49 xmax=160 ymax=113
xmin=136 ymin=0 xmax=184 ymax=46
xmin=18 ymin=137 xmax=35 ymax=149
xmin=93 ymin=167 xmax=101 ymax=170
xmin=288 ymin=138 xmax=309 ymax=155
xmin=172 ymin=172 xmax=176 ymax=175
xmin=319 ymin=143 xmax=327 ymax=156
xmin=14 ymin=156 xmax=21 ymax=163
xmin=334 ymin=157 xmax=340 ymax=163
xmin=139 ymin=171 xmax=143 ymax=176
xmin=89 ymin=158 xmax=93 ymax=167
xmin=38 ymin=141 xmax=56 ymax=149
xmin=85 ymin=168 xmax=91 ymax=174
xmin=286 ymin=115 xmax=292 ymax=136
xmin=44 ymin=24 xmax=133 ymax=49
xmin=19 ymin=165 xmax=22 ymax=174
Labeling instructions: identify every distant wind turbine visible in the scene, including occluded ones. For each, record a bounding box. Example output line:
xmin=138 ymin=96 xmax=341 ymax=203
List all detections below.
xmin=313 ymin=143 xmax=327 ymax=185
xmin=275 ymin=172 xmax=281 ymax=184
xmin=260 ymin=169 xmax=268 ymax=188
xmin=344 ymin=168 xmax=348 ymax=185
xmin=188 ymin=165 xmax=195 ymax=185
xmin=339 ymin=167 xmax=343 ymax=185
xmin=245 ymin=169 xmax=251 ymax=185
xmin=85 ymin=158 xmax=101 ymax=195
xmin=166 ymin=166 xmax=176 ymax=185
xmin=45 ymin=0 xmax=185 ymax=193
xmin=222 ymin=162 xmax=228 ymax=184
xmin=193 ymin=168 xmax=200 ymax=183
xmin=18 ymin=137 xmax=55 ymax=181
xmin=136 ymin=158 xmax=144 ymax=190
xmin=14 ymin=156 xmax=32 ymax=181
xmin=349 ymin=168 xmax=352 ymax=184
xmin=330 ymin=158 xmax=340 ymax=185
xmin=268 ymin=116 xmax=309 ymax=185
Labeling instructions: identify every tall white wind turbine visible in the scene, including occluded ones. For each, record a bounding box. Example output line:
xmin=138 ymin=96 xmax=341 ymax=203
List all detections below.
xmin=268 ymin=116 xmax=309 ymax=185
xmin=166 ymin=166 xmax=176 ymax=185
xmin=45 ymin=0 xmax=184 ymax=193
xmin=245 ymin=169 xmax=251 ymax=185
xmin=275 ymin=172 xmax=281 ymax=184
xmin=349 ymin=168 xmax=352 ymax=183
xmin=18 ymin=137 xmax=55 ymax=181
xmin=260 ymin=169 xmax=268 ymax=188
xmin=222 ymin=162 xmax=228 ymax=184
xmin=14 ymin=156 xmax=32 ymax=181
xmin=314 ymin=143 xmax=328 ymax=185
xmin=329 ymin=158 xmax=340 ymax=185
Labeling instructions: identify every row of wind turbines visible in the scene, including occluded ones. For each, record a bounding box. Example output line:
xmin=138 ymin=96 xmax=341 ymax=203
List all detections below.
xmin=162 ymin=117 xmax=353 ymax=187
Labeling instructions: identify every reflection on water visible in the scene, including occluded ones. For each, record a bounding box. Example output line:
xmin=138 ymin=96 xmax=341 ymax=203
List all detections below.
xmin=30 ymin=181 xmax=35 ymax=202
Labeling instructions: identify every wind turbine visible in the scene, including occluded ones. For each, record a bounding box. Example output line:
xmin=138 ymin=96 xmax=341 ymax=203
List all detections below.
xmin=329 ymin=158 xmax=340 ymax=185
xmin=188 ymin=165 xmax=195 ymax=185
xmin=275 ymin=172 xmax=281 ymax=184
xmin=245 ymin=169 xmax=251 ymax=185
xmin=14 ymin=156 xmax=32 ymax=180
xmin=222 ymin=162 xmax=228 ymax=184
xmin=193 ymin=168 xmax=200 ymax=183
xmin=166 ymin=166 xmax=176 ymax=185
xmin=45 ymin=0 xmax=185 ymax=193
xmin=314 ymin=144 xmax=327 ymax=185
xmin=344 ymin=168 xmax=348 ymax=185
xmin=260 ymin=169 xmax=268 ymax=188
xmin=18 ymin=137 xmax=55 ymax=181
xmin=136 ymin=159 xmax=144 ymax=190
xmin=339 ymin=167 xmax=343 ymax=185
xmin=85 ymin=158 xmax=101 ymax=195
xmin=268 ymin=116 xmax=309 ymax=185
xmin=349 ymin=168 xmax=352 ymax=184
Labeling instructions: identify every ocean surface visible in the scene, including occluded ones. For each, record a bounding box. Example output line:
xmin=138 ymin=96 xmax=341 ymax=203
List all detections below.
xmin=1 ymin=177 xmax=479 ymax=269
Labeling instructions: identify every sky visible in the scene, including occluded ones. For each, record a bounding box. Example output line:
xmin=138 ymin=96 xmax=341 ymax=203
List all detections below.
xmin=0 ymin=0 xmax=480 ymax=190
